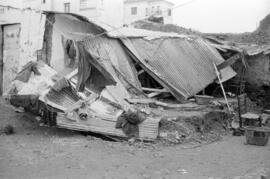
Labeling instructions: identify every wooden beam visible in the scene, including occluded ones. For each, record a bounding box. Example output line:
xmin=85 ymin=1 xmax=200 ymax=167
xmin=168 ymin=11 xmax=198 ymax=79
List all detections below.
xmin=148 ymin=92 xmax=163 ymax=98
xmin=138 ymin=69 xmax=145 ymax=75
xmin=142 ymin=87 xmax=169 ymax=93
xmin=65 ymin=69 xmax=78 ymax=79
xmin=217 ymin=53 xmax=241 ymax=70
xmin=213 ymin=63 xmax=232 ymax=114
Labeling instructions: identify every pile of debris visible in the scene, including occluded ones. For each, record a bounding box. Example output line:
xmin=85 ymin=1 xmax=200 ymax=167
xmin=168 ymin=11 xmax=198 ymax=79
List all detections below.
xmin=0 ymin=9 xmax=253 ymax=143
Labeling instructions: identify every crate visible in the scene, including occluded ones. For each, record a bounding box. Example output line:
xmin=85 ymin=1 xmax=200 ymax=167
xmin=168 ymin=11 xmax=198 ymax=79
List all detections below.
xmin=194 ymin=95 xmax=214 ymax=105
xmin=244 ymin=126 xmax=270 ymax=146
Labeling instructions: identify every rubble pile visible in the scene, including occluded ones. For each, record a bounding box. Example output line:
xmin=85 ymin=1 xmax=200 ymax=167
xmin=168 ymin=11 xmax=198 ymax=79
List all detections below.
xmin=1 ymin=10 xmax=270 ymax=144
xmin=158 ymin=107 xmax=230 ymax=144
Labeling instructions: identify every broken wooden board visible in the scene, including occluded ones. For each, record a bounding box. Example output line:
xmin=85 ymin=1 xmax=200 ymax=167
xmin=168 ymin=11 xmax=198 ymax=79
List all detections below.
xmin=56 ymin=113 xmax=161 ymax=141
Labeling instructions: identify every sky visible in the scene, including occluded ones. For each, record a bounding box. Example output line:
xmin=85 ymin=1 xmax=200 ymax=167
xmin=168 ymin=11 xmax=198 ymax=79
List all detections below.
xmin=169 ymin=0 xmax=270 ymax=33
xmin=1 ymin=0 xmax=269 ymax=33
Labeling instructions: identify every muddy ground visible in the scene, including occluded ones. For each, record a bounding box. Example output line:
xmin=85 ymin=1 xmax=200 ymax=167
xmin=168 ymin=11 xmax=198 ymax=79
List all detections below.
xmin=0 ymin=101 xmax=270 ymax=179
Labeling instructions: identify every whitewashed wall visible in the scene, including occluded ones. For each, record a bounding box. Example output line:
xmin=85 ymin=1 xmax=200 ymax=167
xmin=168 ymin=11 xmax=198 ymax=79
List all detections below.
xmin=22 ymin=0 xmax=124 ymax=27
xmin=50 ymin=14 xmax=103 ymax=74
xmin=124 ymin=0 xmax=173 ymax=25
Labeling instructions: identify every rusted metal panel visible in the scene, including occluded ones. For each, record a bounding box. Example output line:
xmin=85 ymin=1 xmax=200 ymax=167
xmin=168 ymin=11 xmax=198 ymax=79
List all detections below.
xmin=82 ymin=36 xmax=143 ymax=109
xmin=122 ymin=37 xmax=236 ymax=100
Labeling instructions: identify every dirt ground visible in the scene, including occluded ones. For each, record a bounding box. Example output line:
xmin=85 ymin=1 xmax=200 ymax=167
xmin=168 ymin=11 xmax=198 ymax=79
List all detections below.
xmin=0 ymin=101 xmax=270 ymax=179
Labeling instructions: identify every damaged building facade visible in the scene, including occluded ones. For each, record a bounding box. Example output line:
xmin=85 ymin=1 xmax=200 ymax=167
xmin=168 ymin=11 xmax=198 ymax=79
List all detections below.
xmin=0 ymin=8 xmax=238 ymax=141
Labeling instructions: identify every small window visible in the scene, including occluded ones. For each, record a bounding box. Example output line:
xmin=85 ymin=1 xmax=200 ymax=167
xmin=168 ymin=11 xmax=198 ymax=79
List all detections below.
xmin=64 ymin=3 xmax=70 ymax=13
xmin=80 ymin=0 xmax=88 ymax=9
xmin=157 ymin=6 xmax=161 ymax=15
xmin=101 ymin=0 xmax=104 ymax=8
xmin=145 ymin=8 xmax=148 ymax=16
xmin=131 ymin=7 xmax=137 ymax=15
xmin=0 ymin=7 xmax=5 ymax=14
xmin=168 ymin=9 xmax=172 ymax=16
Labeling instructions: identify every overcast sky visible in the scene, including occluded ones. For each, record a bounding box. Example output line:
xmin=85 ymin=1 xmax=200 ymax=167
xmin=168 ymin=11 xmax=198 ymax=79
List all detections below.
xmin=169 ymin=0 xmax=270 ymax=33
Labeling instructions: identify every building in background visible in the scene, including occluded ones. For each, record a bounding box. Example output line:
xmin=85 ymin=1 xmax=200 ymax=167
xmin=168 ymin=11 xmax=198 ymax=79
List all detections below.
xmin=21 ymin=0 xmax=124 ymax=27
xmin=0 ymin=0 xmax=23 ymax=24
xmin=124 ymin=0 xmax=174 ymax=25
xmin=1 ymin=0 xmax=174 ymax=28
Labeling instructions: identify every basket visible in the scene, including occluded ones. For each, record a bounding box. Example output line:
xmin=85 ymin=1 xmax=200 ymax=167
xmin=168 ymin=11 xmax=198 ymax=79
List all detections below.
xmin=194 ymin=95 xmax=214 ymax=105
xmin=244 ymin=126 xmax=270 ymax=146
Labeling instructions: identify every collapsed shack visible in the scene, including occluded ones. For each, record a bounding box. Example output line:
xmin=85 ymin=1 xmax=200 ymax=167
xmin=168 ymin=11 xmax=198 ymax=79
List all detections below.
xmin=236 ymin=44 xmax=270 ymax=107
xmin=1 ymin=11 xmax=237 ymax=142
xmin=205 ymin=36 xmax=270 ymax=107
xmin=106 ymin=28 xmax=236 ymax=101
xmin=203 ymin=36 xmax=247 ymax=97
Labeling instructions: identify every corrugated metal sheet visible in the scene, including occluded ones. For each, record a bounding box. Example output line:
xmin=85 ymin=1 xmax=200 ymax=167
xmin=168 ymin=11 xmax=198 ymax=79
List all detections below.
xmin=82 ymin=36 xmax=142 ymax=109
xmin=57 ymin=113 xmax=161 ymax=141
xmin=82 ymin=36 xmax=141 ymax=89
xmin=122 ymin=37 xmax=236 ymax=101
xmin=46 ymin=87 xmax=80 ymax=109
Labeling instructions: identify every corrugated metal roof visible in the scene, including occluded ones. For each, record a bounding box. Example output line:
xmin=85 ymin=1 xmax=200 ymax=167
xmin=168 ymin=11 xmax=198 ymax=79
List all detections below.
xmin=122 ymin=37 xmax=236 ymax=101
xmin=82 ymin=36 xmax=141 ymax=89
xmin=82 ymin=36 xmax=143 ymax=108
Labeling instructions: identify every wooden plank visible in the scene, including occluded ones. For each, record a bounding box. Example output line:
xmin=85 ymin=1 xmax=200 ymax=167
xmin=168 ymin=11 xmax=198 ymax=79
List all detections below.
xmin=138 ymin=69 xmax=145 ymax=75
xmin=217 ymin=53 xmax=241 ymax=70
xmin=65 ymin=69 xmax=78 ymax=79
xmin=121 ymin=39 xmax=186 ymax=102
xmin=142 ymin=87 xmax=168 ymax=93
xmin=213 ymin=63 xmax=232 ymax=114
xmin=148 ymin=92 xmax=162 ymax=98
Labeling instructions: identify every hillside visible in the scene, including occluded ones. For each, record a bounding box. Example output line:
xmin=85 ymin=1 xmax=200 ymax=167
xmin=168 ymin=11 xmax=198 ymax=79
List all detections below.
xmin=133 ymin=14 xmax=270 ymax=45
xmin=208 ymin=13 xmax=270 ymax=44
xmin=132 ymin=20 xmax=200 ymax=35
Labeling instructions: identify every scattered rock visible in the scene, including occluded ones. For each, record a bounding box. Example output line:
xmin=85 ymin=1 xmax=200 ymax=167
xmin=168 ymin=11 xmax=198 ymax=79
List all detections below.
xmin=128 ymin=138 xmax=136 ymax=145
xmin=142 ymin=173 xmax=151 ymax=179
xmin=177 ymin=168 xmax=188 ymax=174
xmin=153 ymin=152 xmax=164 ymax=158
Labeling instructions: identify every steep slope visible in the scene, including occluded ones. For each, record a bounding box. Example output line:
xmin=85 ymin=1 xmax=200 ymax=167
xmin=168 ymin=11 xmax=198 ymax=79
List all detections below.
xmin=132 ymin=20 xmax=200 ymax=35
xmin=212 ymin=13 xmax=270 ymax=44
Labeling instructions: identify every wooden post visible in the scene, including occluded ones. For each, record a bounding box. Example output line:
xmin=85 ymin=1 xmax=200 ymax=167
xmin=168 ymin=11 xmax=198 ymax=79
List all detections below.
xmin=0 ymin=26 xmax=3 ymax=96
xmin=213 ymin=62 xmax=232 ymax=114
